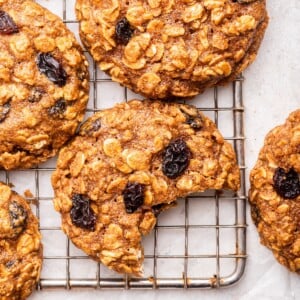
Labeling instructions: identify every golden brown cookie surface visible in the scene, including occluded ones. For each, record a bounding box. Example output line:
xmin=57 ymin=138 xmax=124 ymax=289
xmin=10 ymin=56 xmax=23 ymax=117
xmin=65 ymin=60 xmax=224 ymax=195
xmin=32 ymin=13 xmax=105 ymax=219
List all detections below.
xmin=0 ymin=0 xmax=89 ymax=170
xmin=52 ymin=99 xmax=240 ymax=276
xmin=249 ymin=110 xmax=300 ymax=273
xmin=0 ymin=182 xmax=42 ymax=299
xmin=76 ymin=0 xmax=268 ymax=99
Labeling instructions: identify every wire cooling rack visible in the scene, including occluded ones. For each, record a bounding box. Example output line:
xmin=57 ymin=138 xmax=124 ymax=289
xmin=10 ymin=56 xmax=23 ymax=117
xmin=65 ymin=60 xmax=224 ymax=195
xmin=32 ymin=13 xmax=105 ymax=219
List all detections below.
xmin=0 ymin=0 xmax=247 ymax=290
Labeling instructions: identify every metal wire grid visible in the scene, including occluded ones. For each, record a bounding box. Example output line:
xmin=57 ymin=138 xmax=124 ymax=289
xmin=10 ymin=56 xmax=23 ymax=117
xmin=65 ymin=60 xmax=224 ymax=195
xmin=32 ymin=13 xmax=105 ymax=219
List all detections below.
xmin=0 ymin=0 xmax=247 ymax=290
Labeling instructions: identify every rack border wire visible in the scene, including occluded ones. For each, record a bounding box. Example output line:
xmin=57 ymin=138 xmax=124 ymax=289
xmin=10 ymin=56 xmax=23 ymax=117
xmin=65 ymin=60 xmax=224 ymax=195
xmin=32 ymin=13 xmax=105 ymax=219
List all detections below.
xmin=1 ymin=0 xmax=247 ymax=290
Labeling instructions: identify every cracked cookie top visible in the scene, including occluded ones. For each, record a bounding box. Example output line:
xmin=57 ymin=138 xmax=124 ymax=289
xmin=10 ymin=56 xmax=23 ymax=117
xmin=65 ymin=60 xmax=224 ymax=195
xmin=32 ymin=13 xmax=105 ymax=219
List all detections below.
xmin=0 ymin=0 xmax=89 ymax=170
xmin=0 ymin=182 xmax=42 ymax=299
xmin=249 ymin=110 xmax=300 ymax=273
xmin=76 ymin=0 xmax=268 ymax=99
xmin=52 ymin=99 xmax=240 ymax=276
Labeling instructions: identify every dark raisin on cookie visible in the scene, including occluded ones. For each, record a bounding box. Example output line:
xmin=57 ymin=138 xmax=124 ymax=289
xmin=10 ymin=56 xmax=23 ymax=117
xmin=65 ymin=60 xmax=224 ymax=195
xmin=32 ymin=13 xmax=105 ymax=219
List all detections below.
xmin=28 ymin=87 xmax=44 ymax=103
xmin=0 ymin=102 xmax=10 ymax=123
xmin=123 ymin=182 xmax=145 ymax=213
xmin=0 ymin=11 xmax=19 ymax=34
xmin=152 ymin=203 xmax=164 ymax=217
xmin=37 ymin=52 xmax=67 ymax=87
xmin=81 ymin=118 xmax=101 ymax=136
xmin=11 ymin=145 xmax=31 ymax=155
xmin=90 ymin=119 xmax=101 ymax=132
xmin=273 ymin=167 xmax=300 ymax=199
xmin=9 ymin=202 xmax=28 ymax=236
xmin=48 ymin=98 xmax=66 ymax=117
xmin=115 ymin=18 xmax=134 ymax=45
xmin=180 ymin=107 xmax=203 ymax=130
xmin=70 ymin=194 xmax=96 ymax=231
xmin=250 ymin=205 xmax=261 ymax=226
xmin=5 ymin=260 xmax=16 ymax=268
xmin=162 ymin=139 xmax=191 ymax=179
xmin=185 ymin=115 xmax=203 ymax=130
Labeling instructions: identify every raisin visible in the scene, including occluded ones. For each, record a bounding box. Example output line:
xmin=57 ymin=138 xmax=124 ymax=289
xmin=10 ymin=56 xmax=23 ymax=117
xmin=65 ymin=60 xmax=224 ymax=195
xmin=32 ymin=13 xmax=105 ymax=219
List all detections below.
xmin=9 ymin=202 xmax=27 ymax=235
xmin=91 ymin=119 xmax=101 ymax=132
xmin=0 ymin=102 xmax=10 ymax=122
xmin=0 ymin=11 xmax=19 ymax=34
xmin=251 ymin=205 xmax=261 ymax=226
xmin=70 ymin=194 xmax=96 ymax=231
xmin=5 ymin=260 xmax=16 ymax=268
xmin=123 ymin=182 xmax=145 ymax=213
xmin=12 ymin=145 xmax=30 ymax=155
xmin=48 ymin=99 xmax=66 ymax=117
xmin=28 ymin=87 xmax=44 ymax=103
xmin=37 ymin=53 xmax=67 ymax=87
xmin=162 ymin=139 xmax=191 ymax=179
xmin=273 ymin=167 xmax=300 ymax=199
xmin=152 ymin=204 xmax=164 ymax=217
xmin=185 ymin=116 xmax=203 ymax=130
xmin=115 ymin=18 xmax=134 ymax=45
xmin=152 ymin=202 xmax=176 ymax=216
xmin=81 ymin=118 xmax=101 ymax=136
xmin=180 ymin=107 xmax=203 ymax=130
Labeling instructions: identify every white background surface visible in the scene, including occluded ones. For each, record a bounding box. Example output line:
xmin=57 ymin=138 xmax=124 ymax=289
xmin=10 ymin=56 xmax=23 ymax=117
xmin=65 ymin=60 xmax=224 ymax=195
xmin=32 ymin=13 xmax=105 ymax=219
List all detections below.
xmin=25 ymin=0 xmax=300 ymax=299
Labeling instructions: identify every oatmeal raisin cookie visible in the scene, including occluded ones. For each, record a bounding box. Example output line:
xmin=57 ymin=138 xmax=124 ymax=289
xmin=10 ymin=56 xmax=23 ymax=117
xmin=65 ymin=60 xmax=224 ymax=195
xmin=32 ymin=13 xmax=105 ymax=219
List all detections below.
xmin=0 ymin=0 xmax=89 ymax=170
xmin=76 ymin=0 xmax=268 ymax=99
xmin=249 ymin=110 xmax=300 ymax=273
xmin=0 ymin=182 xmax=42 ymax=299
xmin=52 ymin=99 xmax=240 ymax=276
